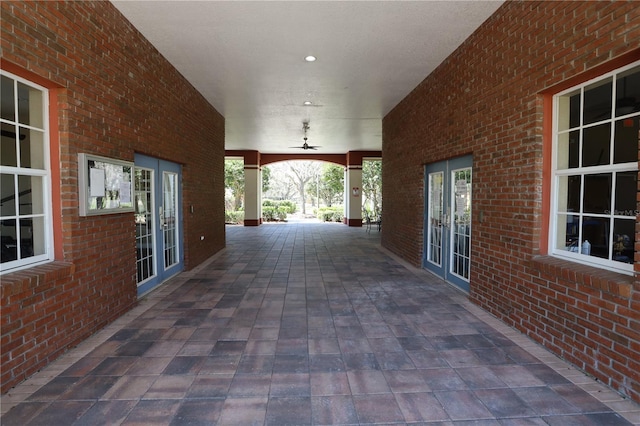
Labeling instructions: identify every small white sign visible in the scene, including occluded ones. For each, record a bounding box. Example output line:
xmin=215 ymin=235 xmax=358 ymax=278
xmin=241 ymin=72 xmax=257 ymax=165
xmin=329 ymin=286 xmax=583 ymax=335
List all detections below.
xmin=90 ymin=168 xmax=105 ymax=197
xmin=120 ymin=182 xmax=131 ymax=203
xmin=455 ymin=179 xmax=468 ymax=217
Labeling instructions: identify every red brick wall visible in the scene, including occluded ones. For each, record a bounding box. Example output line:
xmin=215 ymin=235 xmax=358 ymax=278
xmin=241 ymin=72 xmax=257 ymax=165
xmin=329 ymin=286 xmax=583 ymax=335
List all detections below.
xmin=1 ymin=1 xmax=225 ymax=392
xmin=383 ymin=1 xmax=640 ymax=402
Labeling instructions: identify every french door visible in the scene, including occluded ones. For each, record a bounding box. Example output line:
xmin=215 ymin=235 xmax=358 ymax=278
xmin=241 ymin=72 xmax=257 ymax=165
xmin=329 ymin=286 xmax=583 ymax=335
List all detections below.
xmin=134 ymin=154 xmax=183 ymax=296
xmin=423 ymin=156 xmax=472 ymax=292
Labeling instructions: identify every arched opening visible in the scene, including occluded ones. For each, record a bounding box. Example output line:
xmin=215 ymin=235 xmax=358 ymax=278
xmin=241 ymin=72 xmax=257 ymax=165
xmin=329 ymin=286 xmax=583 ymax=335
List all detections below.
xmin=263 ymin=160 xmax=345 ymax=222
xmin=225 ymin=158 xmax=350 ymax=224
xmin=225 ymin=150 xmax=381 ymax=226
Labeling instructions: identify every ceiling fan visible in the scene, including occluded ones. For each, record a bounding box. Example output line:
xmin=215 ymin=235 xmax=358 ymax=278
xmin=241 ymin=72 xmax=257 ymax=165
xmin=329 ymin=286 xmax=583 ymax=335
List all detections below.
xmin=290 ymin=122 xmax=320 ymax=150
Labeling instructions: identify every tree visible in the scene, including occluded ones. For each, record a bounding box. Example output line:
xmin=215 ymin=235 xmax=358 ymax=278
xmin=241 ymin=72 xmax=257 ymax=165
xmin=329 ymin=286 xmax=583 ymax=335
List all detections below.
xmin=362 ymin=160 xmax=382 ymax=217
xmin=262 ymin=162 xmax=296 ymax=201
xmin=309 ymin=163 xmax=344 ymax=207
xmin=288 ymin=161 xmax=321 ymax=214
xmin=321 ymin=163 xmax=344 ymax=206
xmin=225 ymin=159 xmax=244 ymax=211
xmin=262 ymin=165 xmax=271 ymax=193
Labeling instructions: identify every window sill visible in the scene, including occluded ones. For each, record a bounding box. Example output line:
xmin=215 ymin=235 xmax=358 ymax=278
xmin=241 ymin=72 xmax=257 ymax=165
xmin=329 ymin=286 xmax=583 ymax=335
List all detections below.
xmin=531 ymin=256 xmax=635 ymax=299
xmin=0 ymin=261 xmax=75 ymax=299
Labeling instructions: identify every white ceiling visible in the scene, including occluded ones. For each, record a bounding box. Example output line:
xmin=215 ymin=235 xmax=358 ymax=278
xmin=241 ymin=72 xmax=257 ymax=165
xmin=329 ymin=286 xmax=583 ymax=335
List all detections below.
xmin=111 ymin=1 xmax=503 ymax=154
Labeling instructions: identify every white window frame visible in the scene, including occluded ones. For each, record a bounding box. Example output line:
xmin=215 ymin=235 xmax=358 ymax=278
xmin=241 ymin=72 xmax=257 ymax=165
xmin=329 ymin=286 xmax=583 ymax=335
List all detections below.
xmin=550 ymin=61 xmax=639 ymax=275
xmin=0 ymin=70 xmax=53 ymax=274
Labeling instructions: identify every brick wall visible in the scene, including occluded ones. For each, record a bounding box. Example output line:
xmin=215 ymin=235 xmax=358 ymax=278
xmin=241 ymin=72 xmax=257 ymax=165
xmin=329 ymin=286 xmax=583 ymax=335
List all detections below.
xmin=0 ymin=1 xmax=225 ymax=392
xmin=383 ymin=1 xmax=640 ymax=402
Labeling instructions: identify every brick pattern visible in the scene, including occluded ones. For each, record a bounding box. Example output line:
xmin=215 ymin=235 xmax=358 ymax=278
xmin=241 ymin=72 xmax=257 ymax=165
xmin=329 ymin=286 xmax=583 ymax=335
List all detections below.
xmin=1 ymin=1 xmax=225 ymax=392
xmin=382 ymin=1 xmax=640 ymax=403
xmin=1 ymin=263 xmax=75 ymax=391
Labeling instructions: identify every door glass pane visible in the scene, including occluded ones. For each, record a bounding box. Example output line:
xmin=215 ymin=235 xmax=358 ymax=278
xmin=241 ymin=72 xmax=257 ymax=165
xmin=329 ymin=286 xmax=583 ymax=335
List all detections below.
xmin=427 ymin=172 xmax=443 ymax=266
xmin=163 ymin=171 xmax=178 ymax=269
xmin=451 ymin=168 xmax=471 ymax=280
xmin=135 ymin=168 xmax=155 ymax=284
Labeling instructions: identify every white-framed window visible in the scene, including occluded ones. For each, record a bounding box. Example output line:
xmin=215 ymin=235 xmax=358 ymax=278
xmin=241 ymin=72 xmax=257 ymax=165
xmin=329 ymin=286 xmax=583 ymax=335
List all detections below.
xmin=551 ymin=61 xmax=639 ymax=275
xmin=0 ymin=70 xmax=53 ymax=273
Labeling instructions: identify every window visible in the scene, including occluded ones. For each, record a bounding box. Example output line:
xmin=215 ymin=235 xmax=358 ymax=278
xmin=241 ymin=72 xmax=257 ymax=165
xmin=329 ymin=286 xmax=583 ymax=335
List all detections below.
xmin=551 ymin=62 xmax=639 ymax=275
xmin=0 ymin=71 xmax=52 ymax=272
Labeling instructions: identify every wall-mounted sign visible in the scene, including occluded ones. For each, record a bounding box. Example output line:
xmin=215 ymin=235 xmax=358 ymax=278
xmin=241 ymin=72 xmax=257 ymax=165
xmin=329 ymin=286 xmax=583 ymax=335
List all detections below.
xmin=78 ymin=153 xmax=134 ymax=216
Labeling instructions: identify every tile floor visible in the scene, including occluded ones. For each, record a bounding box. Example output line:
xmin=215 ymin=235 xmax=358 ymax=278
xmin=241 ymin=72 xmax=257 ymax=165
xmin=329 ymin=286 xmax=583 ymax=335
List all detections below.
xmin=2 ymin=221 xmax=639 ymax=425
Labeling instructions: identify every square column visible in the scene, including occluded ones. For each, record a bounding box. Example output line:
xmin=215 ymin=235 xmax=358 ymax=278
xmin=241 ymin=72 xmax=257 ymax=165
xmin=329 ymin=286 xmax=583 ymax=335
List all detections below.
xmin=344 ymin=165 xmax=363 ymax=226
xmin=244 ymin=165 xmax=261 ymax=226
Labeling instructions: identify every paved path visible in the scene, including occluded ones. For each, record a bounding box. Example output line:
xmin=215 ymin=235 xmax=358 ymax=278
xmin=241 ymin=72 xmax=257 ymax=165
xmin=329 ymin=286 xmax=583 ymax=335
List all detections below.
xmin=2 ymin=222 xmax=639 ymax=425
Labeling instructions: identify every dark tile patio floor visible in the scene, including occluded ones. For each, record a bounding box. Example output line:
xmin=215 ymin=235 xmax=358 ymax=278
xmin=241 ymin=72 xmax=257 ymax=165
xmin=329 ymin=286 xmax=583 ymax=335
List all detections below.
xmin=2 ymin=221 xmax=639 ymax=425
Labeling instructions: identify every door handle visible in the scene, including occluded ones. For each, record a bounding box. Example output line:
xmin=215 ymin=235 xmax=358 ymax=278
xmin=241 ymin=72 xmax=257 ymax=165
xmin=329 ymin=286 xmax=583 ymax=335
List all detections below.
xmin=443 ymin=209 xmax=450 ymax=228
xmin=159 ymin=206 xmax=165 ymax=228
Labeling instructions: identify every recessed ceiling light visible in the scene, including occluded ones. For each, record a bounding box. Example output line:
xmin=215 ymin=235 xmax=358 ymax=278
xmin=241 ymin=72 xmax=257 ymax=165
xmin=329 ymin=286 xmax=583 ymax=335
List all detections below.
xmin=305 ymin=55 xmax=317 ymax=62
xmin=304 ymin=101 xmax=312 ymax=105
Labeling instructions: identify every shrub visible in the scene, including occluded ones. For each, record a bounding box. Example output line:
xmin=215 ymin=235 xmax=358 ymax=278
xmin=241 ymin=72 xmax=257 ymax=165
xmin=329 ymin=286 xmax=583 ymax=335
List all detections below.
xmin=263 ymin=199 xmax=296 ymax=213
xmin=262 ymin=199 xmax=296 ymax=221
xmin=276 ymin=206 xmax=288 ymax=221
xmin=225 ymin=210 xmax=244 ymax=224
xmin=262 ymin=206 xmax=276 ymax=221
xmin=262 ymin=206 xmax=289 ymax=222
xmin=316 ymin=206 xmax=344 ymax=222
xmin=278 ymin=200 xmax=297 ymax=214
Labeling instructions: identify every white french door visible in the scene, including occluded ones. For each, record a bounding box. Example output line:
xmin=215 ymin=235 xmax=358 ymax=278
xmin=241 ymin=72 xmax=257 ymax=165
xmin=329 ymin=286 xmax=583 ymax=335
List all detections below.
xmin=134 ymin=154 xmax=183 ymax=296
xmin=424 ymin=156 xmax=472 ymax=292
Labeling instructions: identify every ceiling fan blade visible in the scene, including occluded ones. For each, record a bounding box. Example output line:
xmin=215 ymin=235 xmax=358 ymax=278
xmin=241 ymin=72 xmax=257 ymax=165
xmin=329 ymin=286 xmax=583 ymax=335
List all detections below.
xmin=286 ymin=143 xmax=320 ymax=150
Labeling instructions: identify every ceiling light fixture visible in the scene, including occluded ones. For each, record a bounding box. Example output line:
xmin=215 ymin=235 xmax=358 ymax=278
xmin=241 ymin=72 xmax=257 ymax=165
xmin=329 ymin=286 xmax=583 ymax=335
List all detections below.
xmin=304 ymin=55 xmax=317 ymax=62
xmin=304 ymin=101 xmax=312 ymax=105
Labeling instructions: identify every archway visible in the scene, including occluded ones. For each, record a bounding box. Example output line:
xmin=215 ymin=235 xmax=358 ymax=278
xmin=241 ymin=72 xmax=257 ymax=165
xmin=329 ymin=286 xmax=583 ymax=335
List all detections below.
xmin=225 ymin=150 xmax=381 ymax=226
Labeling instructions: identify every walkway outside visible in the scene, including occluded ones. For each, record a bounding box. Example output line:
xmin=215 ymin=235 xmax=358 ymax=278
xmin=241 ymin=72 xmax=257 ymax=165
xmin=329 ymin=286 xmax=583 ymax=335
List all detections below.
xmin=2 ymin=221 xmax=639 ymax=425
